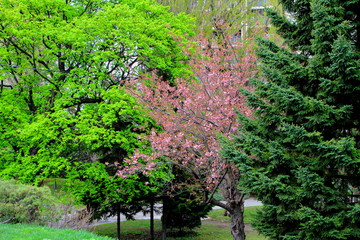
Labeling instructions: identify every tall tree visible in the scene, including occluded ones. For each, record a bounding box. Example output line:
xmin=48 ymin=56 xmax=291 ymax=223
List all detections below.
xmin=221 ymin=0 xmax=360 ymax=239
xmin=0 ymin=0 xmax=193 ymax=233
xmin=156 ymin=0 xmax=282 ymax=42
xmin=0 ymin=0 xmax=193 ymax=181
xmin=121 ymin=36 xmax=257 ymax=240
xmin=156 ymin=0 xmax=246 ymax=41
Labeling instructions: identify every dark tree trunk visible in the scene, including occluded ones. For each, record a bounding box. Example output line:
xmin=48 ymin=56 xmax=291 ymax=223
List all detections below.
xmin=161 ymin=197 xmax=168 ymax=240
xmin=117 ymin=203 xmax=121 ymax=240
xmin=150 ymin=198 xmax=155 ymax=240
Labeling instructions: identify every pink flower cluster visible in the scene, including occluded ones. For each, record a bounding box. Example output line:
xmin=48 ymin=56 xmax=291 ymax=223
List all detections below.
xmin=119 ymin=37 xmax=256 ymax=191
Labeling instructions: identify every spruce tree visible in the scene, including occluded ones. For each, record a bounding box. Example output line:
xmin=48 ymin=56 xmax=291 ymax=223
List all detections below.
xmin=221 ymin=0 xmax=360 ymax=239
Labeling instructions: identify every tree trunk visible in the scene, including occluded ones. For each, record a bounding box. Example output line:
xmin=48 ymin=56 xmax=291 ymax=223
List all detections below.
xmin=150 ymin=198 xmax=155 ymax=240
xmin=210 ymin=194 xmax=245 ymax=240
xmin=230 ymin=202 xmax=245 ymax=240
xmin=117 ymin=203 xmax=121 ymax=240
xmin=161 ymin=197 xmax=168 ymax=240
xmin=210 ymin=166 xmax=246 ymax=240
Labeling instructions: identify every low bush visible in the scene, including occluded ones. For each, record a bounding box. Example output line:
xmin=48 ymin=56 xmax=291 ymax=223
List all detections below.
xmin=0 ymin=179 xmax=57 ymax=224
xmin=47 ymin=204 xmax=94 ymax=230
xmin=0 ymin=179 xmax=95 ymax=229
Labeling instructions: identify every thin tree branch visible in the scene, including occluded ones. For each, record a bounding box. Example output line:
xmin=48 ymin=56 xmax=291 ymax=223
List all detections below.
xmin=206 ymin=167 xmax=228 ymax=204
xmin=0 ymin=217 xmax=15 ymax=224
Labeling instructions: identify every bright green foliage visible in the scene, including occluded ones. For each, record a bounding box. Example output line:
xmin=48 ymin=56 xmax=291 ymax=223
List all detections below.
xmin=0 ymin=0 xmax=192 ymax=217
xmin=0 ymin=0 xmax=192 ymax=179
xmin=221 ymin=0 xmax=360 ymax=239
xmin=0 ymin=223 xmax=115 ymax=240
xmin=0 ymin=179 xmax=57 ymax=224
xmin=68 ymin=161 xmax=170 ymax=220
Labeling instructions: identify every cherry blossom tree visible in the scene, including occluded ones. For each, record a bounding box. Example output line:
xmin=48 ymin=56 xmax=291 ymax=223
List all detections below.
xmin=121 ymin=36 xmax=257 ymax=240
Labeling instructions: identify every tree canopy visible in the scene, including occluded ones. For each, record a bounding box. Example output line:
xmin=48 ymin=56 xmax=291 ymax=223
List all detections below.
xmin=157 ymin=0 xmax=248 ymax=35
xmin=0 ymin=0 xmax=193 ymax=222
xmin=156 ymin=0 xmax=282 ymax=41
xmin=222 ymin=0 xmax=360 ymax=239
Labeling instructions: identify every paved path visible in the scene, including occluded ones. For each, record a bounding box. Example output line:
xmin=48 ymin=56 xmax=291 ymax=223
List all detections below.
xmin=213 ymin=198 xmax=262 ymax=209
xmin=93 ymin=198 xmax=262 ymax=225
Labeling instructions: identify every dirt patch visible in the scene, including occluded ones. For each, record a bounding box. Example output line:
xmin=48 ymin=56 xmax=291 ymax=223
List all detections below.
xmin=202 ymin=220 xmax=229 ymax=228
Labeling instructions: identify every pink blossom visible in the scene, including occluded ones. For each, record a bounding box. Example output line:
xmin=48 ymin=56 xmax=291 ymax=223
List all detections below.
xmin=120 ymin=35 xmax=256 ymax=191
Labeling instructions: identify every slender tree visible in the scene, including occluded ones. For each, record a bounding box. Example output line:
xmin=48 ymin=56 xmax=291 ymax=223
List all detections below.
xmin=121 ymin=36 xmax=257 ymax=240
xmin=221 ymin=0 xmax=360 ymax=239
xmin=156 ymin=0 xmax=247 ymax=42
xmin=156 ymin=0 xmax=282 ymax=41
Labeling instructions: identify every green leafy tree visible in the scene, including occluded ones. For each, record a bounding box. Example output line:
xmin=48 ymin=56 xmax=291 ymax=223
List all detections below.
xmin=221 ymin=0 xmax=360 ymax=239
xmin=0 ymin=0 xmax=193 ymax=181
xmin=68 ymin=162 xmax=169 ymax=240
xmin=0 ymin=1 xmax=193 ymax=237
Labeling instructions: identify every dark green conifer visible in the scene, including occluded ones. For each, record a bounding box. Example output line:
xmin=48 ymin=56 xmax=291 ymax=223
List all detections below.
xmin=221 ymin=0 xmax=360 ymax=239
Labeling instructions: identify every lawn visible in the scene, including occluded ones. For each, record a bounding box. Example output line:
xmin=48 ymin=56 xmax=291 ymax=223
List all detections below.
xmin=0 ymin=205 xmax=266 ymax=240
xmin=207 ymin=206 xmax=259 ymax=223
xmin=92 ymin=206 xmax=267 ymax=240
xmin=0 ymin=224 xmax=115 ymax=240
xmin=2 ymin=180 xmax=266 ymax=240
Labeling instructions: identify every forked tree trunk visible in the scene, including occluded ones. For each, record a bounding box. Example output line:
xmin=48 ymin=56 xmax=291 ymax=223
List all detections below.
xmin=210 ymin=166 xmax=245 ymax=240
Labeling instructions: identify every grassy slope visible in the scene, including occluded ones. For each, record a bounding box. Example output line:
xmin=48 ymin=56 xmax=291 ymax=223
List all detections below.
xmin=0 ymin=224 xmax=115 ymax=240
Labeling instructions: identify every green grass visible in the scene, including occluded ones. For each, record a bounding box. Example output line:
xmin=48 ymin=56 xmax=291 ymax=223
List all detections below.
xmin=92 ymin=206 xmax=267 ymax=240
xmin=0 ymin=204 xmax=266 ymax=240
xmin=93 ymin=219 xmax=267 ymax=240
xmin=0 ymin=224 xmax=115 ymax=240
xmin=1 ymin=179 xmax=266 ymax=239
xmin=207 ymin=206 xmax=260 ymax=223
xmin=94 ymin=220 xmax=162 ymax=240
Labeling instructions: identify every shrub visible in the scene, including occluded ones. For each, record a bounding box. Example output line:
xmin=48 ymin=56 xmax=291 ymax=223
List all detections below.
xmin=47 ymin=204 xmax=94 ymax=230
xmin=165 ymin=195 xmax=212 ymax=233
xmin=0 ymin=179 xmax=57 ymax=224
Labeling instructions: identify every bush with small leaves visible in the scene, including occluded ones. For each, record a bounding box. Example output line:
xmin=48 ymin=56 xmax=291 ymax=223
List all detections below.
xmin=0 ymin=179 xmax=57 ymax=224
